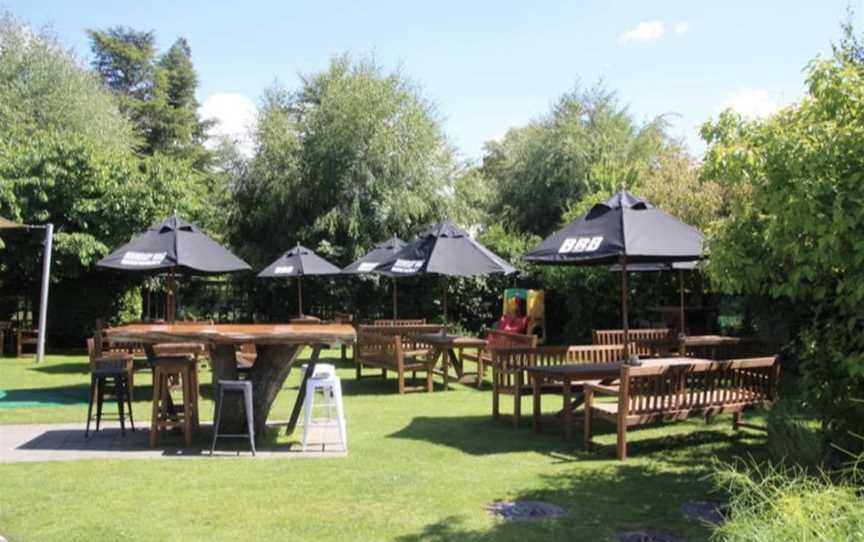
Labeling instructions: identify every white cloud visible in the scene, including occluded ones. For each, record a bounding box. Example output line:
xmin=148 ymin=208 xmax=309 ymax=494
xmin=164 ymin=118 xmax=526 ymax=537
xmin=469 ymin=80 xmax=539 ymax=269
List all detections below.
xmin=618 ymin=21 xmax=666 ymax=44
xmin=722 ymin=88 xmax=782 ymax=118
xmin=199 ymin=93 xmax=258 ymax=157
xmin=674 ymin=22 xmax=690 ymax=35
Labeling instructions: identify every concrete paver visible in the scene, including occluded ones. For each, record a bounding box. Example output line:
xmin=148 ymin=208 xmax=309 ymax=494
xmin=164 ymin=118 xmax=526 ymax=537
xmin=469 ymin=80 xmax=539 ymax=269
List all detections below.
xmin=0 ymin=422 xmax=347 ymax=463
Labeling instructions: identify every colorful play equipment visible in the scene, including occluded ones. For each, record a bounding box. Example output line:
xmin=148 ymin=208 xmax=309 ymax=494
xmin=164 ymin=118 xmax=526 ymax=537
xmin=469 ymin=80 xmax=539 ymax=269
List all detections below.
xmin=495 ymin=288 xmax=546 ymax=343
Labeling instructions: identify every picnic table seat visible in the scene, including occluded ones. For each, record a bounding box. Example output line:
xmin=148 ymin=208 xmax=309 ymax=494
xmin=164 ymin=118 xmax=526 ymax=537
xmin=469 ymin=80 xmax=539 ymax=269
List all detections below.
xmin=584 ymin=356 xmax=780 ymax=460
xmin=491 ymin=344 xmax=626 ymax=427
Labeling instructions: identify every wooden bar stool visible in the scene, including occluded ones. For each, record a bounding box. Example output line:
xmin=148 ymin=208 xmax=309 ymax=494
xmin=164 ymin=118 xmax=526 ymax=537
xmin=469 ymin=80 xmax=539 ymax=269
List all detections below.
xmin=150 ymin=356 xmax=199 ymax=447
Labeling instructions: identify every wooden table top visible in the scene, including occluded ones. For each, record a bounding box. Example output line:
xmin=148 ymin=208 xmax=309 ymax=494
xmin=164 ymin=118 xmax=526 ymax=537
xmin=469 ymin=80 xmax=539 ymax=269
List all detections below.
xmin=527 ymin=357 xmax=715 ymax=381
xmin=417 ymin=333 xmax=488 ymax=348
xmin=105 ymin=323 xmax=356 ymax=346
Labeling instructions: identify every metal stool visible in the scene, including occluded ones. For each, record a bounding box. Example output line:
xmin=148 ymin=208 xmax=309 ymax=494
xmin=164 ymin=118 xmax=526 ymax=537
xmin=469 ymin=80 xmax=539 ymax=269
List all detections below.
xmin=85 ymin=364 xmax=135 ymax=438
xmin=210 ymin=380 xmax=256 ymax=456
xmin=150 ymin=356 xmax=199 ymax=448
xmin=301 ymin=373 xmax=346 ymax=452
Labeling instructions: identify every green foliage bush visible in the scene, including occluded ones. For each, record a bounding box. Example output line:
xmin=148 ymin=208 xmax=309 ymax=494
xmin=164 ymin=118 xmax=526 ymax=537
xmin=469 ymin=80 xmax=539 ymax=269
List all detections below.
xmin=701 ymin=39 xmax=864 ymax=450
xmin=711 ymin=448 xmax=864 ymax=542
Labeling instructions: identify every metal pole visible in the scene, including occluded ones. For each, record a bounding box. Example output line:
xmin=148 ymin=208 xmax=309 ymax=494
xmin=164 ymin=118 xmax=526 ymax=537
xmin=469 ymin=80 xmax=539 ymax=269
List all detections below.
xmin=442 ymin=276 xmax=448 ymax=327
xmin=297 ymin=275 xmax=304 ymax=317
xmin=35 ymin=223 xmax=53 ymax=363
xmin=621 ymin=255 xmax=629 ymax=358
xmin=679 ymin=269 xmax=686 ymax=334
xmin=392 ymin=277 xmax=398 ymax=320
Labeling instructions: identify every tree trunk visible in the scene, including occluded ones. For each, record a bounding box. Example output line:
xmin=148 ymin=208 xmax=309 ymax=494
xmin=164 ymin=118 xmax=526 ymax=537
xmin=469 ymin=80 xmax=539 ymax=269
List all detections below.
xmin=209 ymin=343 xmax=303 ymax=436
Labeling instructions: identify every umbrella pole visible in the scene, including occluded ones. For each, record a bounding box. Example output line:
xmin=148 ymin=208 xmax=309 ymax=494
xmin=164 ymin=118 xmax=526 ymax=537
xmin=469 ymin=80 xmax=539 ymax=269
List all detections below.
xmin=166 ymin=268 xmax=176 ymax=323
xmin=621 ymin=256 xmax=629 ymax=358
xmin=442 ymin=276 xmax=448 ymax=328
xmin=392 ymin=277 xmax=398 ymax=320
xmin=679 ymin=269 xmax=686 ymax=334
xmin=297 ymin=276 xmax=304 ymax=317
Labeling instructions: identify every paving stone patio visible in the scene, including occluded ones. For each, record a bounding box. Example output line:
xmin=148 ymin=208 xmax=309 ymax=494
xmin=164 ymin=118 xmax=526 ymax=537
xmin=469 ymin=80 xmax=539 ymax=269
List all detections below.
xmin=0 ymin=422 xmax=347 ymax=463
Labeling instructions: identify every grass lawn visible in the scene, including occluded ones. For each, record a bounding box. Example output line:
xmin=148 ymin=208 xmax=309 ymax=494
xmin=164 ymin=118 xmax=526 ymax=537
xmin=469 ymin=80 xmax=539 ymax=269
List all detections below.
xmin=0 ymin=351 xmax=772 ymax=541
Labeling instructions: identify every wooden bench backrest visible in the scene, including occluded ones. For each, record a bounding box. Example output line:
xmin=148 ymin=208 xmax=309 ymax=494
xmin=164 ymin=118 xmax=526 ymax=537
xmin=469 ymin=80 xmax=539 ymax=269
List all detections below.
xmin=593 ymin=328 xmax=673 ymax=345
xmin=372 ymin=319 xmax=427 ymax=326
xmin=493 ymin=344 xmax=627 ymax=372
xmin=486 ymin=329 xmax=538 ymax=349
xmin=358 ymin=331 xmax=436 ymax=356
xmin=619 ymin=357 xmax=780 ymax=416
xmin=358 ymin=324 xmax=447 ymax=340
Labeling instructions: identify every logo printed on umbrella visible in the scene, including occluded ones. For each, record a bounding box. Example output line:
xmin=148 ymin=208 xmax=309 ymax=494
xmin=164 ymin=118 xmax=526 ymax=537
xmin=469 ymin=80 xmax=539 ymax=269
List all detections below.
xmin=358 ymin=262 xmax=379 ymax=272
xmin=274 ymin=265 xmax=295 ymax=275
xmin=558 ymin=236 xmax=603 ymax=254
xmin=392 ymin=259 xmax=424 ymax=273
xmin=120 ymin=251 xmax=168 ymax=266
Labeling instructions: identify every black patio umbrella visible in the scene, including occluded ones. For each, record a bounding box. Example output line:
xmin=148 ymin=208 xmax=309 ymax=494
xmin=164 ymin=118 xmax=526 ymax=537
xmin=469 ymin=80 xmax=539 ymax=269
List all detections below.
xmin=342 ymin=235 xmax=407 ymax=319
xmin=374 ymin=221 xmax=516 ymax=324
xmin=257 ymin=243 xmax=342 ymax=317
xmin=524 ymin=191 xmax=704 ymax=354
xmin=97 ymin=215 xmax=251 ymax=321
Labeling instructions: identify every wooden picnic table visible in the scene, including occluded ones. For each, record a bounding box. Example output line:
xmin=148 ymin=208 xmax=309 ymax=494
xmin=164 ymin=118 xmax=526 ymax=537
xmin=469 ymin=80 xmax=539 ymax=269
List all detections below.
xmin=636 ymin=334 xmax=749 ymax=358
xmin=527 ymin=357 xmax=714 ymax=438
xmin=105 ymin=323 xmax=356 ymax=437
xmin=417 ymin=333 xmax=487 ymax=389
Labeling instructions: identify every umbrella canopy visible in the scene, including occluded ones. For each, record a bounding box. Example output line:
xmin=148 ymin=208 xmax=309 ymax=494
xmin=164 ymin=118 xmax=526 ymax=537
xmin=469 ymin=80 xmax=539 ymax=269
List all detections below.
xmin=524 ymin=191 xmax=703 ymax=266
xmin=258 ymin=244 xmax=341 ymax=317
xmin=342 ymin=235 xmax=406 ymax=275
xmin=98 ymin=215 xmax=251 ymax=274
xmin=97 ymin=215 xmax=250 ymax=321
xmin=375 ymin=222 xmax=516 ymax=277
xmin=342 ymin=235 xmax=407 ymax=319
xmin=374 ymin=221 xmax=516 ymax=323
xmin=258 ymin=244 xmax=342 ymax=278
xmin=525 ymin=191 xmax=705 ymax=356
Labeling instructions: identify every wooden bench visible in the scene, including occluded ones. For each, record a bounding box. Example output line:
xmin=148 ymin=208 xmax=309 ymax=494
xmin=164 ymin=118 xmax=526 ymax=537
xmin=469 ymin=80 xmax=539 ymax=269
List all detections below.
xmin=355 ymin=333 xmax=438 ymax=393
xmin=459 ymin=329 xmax=537 ymax=388
xmin=592 ymin=328 xmax=674 ymax=356
xmin=355 ymin=324 xmax=448 ymax=379
xmin=584 ymin=356 xmax=780 ymax=460
xmin=15 ymin=328 xmax=39 ymax=357
xmin=491 ymin=344 xmax=626 ymax=427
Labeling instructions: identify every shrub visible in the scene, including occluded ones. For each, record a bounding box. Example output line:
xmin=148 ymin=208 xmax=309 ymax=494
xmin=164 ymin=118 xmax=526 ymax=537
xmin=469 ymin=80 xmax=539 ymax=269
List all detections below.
xmin=711 ymin=460 xmax=864 ymax=542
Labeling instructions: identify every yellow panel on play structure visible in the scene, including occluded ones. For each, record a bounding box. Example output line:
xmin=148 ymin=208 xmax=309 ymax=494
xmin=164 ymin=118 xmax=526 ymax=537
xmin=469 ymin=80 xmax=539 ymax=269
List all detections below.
xmin=526 ymin=289 xmax=544 ymax=319
xmin=503 ymin=289 xmax=544 ymax=319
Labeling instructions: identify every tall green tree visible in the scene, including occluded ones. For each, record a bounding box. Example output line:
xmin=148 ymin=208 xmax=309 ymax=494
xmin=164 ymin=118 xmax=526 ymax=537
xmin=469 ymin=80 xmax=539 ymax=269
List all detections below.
xmin=88 ymin=28 xmax=209 ymax=161
xmin=232 ymin=55 xmax=458 ymax=266
xmin=0 ymin=14 xmax=135 ymax=152
xmin=0 ymin=16 xmax=218 ymax=341
xmin=481 ymin=84 xmax=669 ymax=237
xmin=700 ymin=35 xmax=864 ymax=449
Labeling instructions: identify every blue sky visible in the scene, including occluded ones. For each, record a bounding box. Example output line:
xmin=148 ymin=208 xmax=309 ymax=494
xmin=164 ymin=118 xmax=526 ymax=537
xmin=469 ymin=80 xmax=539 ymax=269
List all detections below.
xmin=5 ymin=1 xmax=858 ymax=160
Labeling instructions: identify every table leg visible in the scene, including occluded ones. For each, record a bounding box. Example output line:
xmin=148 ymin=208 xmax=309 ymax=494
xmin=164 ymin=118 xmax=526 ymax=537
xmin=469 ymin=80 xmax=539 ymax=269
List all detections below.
xmin=438 ymin=348 xmax=449 ymax=391
xmin=448 ymin=349 xmax=464 ymax=378
xmin=532 ymin=374 xmax=542 ymax=433
xmin=286 ymin=346 xmax=322 ymax=436
xmin=563 ymin=379 xmax=573 ymax=440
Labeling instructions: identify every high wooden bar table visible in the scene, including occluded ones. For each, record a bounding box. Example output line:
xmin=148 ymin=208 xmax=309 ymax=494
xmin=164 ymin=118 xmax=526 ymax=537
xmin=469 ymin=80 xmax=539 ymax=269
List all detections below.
xmin=105 ymin=323 xmax=356 ymax=437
